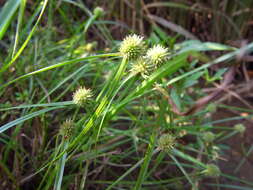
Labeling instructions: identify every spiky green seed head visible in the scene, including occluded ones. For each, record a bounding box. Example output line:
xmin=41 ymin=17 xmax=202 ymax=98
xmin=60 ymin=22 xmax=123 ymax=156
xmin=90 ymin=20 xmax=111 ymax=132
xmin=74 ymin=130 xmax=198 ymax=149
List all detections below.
xmin=203 ymin=164 xmax=221 ymax=177
xmin=130 ymin=58 xmax=154 ymax=78
xmin=73 ymin=87 xmax=92 ymax=107
xmin=234 ymin=124 xmax=246 ymax=134
xmin=119 ymin=34 xmax=145 ymax=60
xmin=206 ymin=103 xmax=217 ymax=113
xmin=60 ymin=119 xmax=75 ymax=139
xmin=130 ymin=58 xmax=146 ymax=75
xmin=146 ymin=45 xmax=168 ymax=67
xmin=93 ymin=7 xmax=104 ymax=18
xmin=202 ymin=132 xmax=215 ymax=143
xmin=158 ymin=133 xmax=176 ymax=151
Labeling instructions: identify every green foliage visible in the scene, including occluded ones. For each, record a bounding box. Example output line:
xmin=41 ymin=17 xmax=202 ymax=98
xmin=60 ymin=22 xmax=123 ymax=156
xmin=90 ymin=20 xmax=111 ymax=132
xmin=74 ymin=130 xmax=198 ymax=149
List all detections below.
xmin=0 ymin=0 xmax=21 ymax=40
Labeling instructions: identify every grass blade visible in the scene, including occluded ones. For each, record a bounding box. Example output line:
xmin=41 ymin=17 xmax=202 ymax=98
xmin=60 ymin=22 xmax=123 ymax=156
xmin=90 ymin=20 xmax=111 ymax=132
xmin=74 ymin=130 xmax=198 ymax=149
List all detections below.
xmin=12 ymin=0 xmax=26 ymax=57
xmin=1 ymin=53 xmax=119 ymax=88
xmin=0 ymin=0 xmax=21 ymax=40
xmin=54 ymin=142 xmax=68 ymax=190
xmin=0 ymin=0 xmax=48 ymax=73
xmin=134 ymin=132 xmax=156 ymax=190
xmin=170 ymin=154 xmax=196 ymax=189
xmin=172 ymin=149 xmax=206 ymax=168
xmin=0 ymin=101 xmax=73 ymax=111
xmin=0 ymin=106 xmax=65 ymax=133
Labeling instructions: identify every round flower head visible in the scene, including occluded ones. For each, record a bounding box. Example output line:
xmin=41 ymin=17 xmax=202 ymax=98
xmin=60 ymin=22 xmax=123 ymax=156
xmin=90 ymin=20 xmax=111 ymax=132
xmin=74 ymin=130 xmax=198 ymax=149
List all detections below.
xmin=130 ymin=58 xmax=146 ymax=75
xmin=60 ymin=119 xmax=75 ymax=139
xmin=130 ymin=58 xmax=154 ymax=78
xmin=158 ymin=133 xmax=176 ymax=151
xmin=203 ymin=164 xmax=221 ymax=178
xmin=206 ymin=103 xmax=217 ymax=113
xmin=146 ymin=45 xmax=168 ymax=67
xmin=234 ymin=124 xmax=246 ymax=134
xmin=93 ymin=7 xmax=104 ymax=18
xmin=73 ymin=86 xmax=92 ymax=107
xmin=119 ymin=34 xmax=145 ymax=60
xmin=202 ymin=132 xmax=215 ymax=143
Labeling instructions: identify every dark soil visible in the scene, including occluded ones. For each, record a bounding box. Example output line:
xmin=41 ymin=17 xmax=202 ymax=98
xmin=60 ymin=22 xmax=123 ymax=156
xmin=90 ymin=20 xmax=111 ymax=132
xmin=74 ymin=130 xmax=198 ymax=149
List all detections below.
xmin=213 ymin=99 xmax=253 ymax=189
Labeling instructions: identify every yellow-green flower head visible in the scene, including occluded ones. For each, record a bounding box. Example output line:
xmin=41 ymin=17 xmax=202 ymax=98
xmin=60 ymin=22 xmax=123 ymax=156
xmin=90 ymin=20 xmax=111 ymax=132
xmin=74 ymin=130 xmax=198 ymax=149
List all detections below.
xmin=234 ymin=124 xmax=246 ymax=134
xmin=158 ymin=133 xmax=176 ymax=151
xmin=73 ymin=86 xmax=92 ymax=107
xmin=206 ymin=103 xmax=217 ymax=113
xmin=130 ymin=58 xmax=154 ymax=77
xmin=60 ymin=119 xmax=75 ymax=139
xmin=93 ymin=7 xmax=104 ymax=18
xmin=146 ymin=45 xmax=168 ymax=67
xmin=203 ymin=164 xmax=221 ymax=177
xmin=202 ymin=132 xmax=215 ymax=143
xmin=130 ymin=58 xmax=146 ymax=75
xmin=119 ymin=34 xmax=145 ymax=60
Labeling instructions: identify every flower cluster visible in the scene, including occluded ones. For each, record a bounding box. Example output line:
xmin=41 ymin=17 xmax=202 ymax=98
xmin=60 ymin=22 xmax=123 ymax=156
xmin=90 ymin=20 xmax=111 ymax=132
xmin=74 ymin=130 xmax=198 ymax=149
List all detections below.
xmin=158 ymin=133 xmax=176 ymax=151
xmin=119 ymin=34 xmax=145 ymax=60
xmin=60 ymin=119 xmax=75 ymax=139
xmin=202 ymin=131 xmax=215 ymax=143
xmin=146 ymin=45 xmax=168 ymax=68
xmin=203 ymin=164 xmax=221 ymax=178
xmin=93 ymin=7 xmax=104 ymax=18
xmin=234 ymin=124 xmax=246 ymax=134
xmin=119 ymin=34 xmax=169 ymax=77
xmin=73 ymin=86 xmax=92 ymax=107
